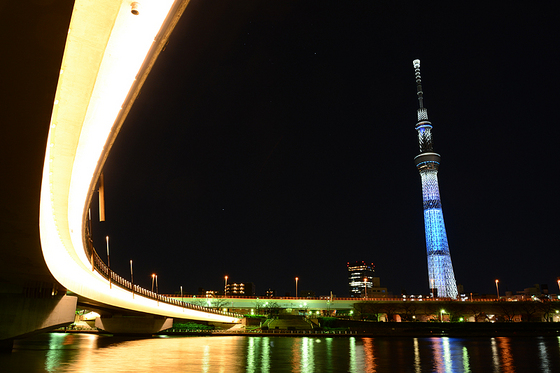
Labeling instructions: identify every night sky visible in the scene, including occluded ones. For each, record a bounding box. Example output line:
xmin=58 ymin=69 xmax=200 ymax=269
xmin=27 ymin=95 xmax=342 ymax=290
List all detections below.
xmin=91 ymin=1 xmax=559 ymax=298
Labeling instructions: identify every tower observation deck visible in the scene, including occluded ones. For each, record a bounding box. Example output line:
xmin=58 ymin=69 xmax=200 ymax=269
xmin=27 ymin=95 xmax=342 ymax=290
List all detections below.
xmin=412 ymin=59 xmax=458 ymax=298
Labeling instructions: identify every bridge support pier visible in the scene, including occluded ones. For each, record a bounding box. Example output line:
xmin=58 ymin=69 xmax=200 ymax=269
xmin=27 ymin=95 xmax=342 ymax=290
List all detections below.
xmin=0 ymin=294 xmax=77 ymax=351
xmin=95 ymin=315 xmax=173 ymax=335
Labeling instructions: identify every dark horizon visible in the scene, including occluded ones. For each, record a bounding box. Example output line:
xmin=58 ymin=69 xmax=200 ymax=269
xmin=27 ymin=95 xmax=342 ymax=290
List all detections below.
xmin=90 ymin=1 xmax=559 ymax=298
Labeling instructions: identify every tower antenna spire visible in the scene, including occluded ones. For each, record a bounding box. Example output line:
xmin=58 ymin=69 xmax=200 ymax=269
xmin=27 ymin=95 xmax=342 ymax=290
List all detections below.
xmin=413 ymin=59 xmax=428 ymax=121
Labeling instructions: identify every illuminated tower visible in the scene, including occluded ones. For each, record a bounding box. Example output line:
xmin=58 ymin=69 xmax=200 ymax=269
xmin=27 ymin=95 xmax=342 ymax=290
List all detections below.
xmin=412 ymin=59 xmax=458 ymax=298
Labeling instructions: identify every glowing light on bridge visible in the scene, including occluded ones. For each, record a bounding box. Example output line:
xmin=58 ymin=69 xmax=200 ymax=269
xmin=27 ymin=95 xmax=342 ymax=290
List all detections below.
xmin=40 ymin=0 xmax=240 ymax=323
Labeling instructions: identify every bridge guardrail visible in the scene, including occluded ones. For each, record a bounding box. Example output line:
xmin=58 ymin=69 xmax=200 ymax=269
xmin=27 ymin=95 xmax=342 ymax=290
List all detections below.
xmin=84 ymin=236 xmax=242 ymax=319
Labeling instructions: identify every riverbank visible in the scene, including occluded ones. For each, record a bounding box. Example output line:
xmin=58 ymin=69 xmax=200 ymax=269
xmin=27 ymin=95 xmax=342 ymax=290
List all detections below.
xmin=161 ymin=322 xmax=560 ymax=338
xmin=58 ymin=321 xmax=560 ymax=338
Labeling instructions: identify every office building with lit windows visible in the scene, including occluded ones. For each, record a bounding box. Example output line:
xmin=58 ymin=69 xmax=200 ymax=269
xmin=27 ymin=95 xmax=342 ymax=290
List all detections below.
xmin=225 ymin=282 xmax=255 ymax=296
xmin=347 ymin=261 xmax=375 ymax=297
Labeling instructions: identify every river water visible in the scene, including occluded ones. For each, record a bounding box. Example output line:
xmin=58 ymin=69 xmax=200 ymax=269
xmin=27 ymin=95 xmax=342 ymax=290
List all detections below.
xmin=2 ymin=333 xmax=560 ymax=372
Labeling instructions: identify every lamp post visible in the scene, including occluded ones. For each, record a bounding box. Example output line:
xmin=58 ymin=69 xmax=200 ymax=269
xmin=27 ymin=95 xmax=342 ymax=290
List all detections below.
xmin=153 ymin=274 xmax=158 ymax=306
xmin=225 ymin=275 xmax=228 ymax=296
xmin=364 ymin=277 xmax=368 ymax=299
xmin=106 ymin=236 xmax=110 ymax=267
xmin=295 ymin=277 xmax=299 ymax=298
xmin=495 ymin=279 xmax=500 ymax=300
xmin=130 ymin=260 xmax=134 ymax=298
xmin=106 ymin=236 xmax=111 ymax=288
xmin=180 ymin=285 xmax=183 ymax=310
xmin=440 ymin=309 xmax=445 ymax=322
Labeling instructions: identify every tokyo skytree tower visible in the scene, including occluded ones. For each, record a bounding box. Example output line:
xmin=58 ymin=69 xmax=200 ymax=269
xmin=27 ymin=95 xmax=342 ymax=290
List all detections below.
xmin=412 ymin=59 xmax=458 ymax=298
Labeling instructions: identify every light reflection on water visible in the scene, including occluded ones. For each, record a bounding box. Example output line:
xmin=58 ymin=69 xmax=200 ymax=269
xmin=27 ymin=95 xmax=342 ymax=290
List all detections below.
xmin=362 ymin=337 xmax=376 ymax=373
xmin=414 ymin=338 xmax=422 ymax=373
xmin=261 ymin=336 xmax=270 ymax=372
xmin=442 ymin=338 xmax=452 ymax=372
xmin=2 ymin=333 xmax=560 ymax=372
xmin=462 ymin=346 xmax=471 ymax=373
xmin=498 ymin=336 xmax=515 ymax=373
xmin=349 ymin=336 xmax=357 ymax=372
xmin=491 ymin=337 xmax=500 ymax=372
xmin=538 ymin=337 xmax=551 ymax=373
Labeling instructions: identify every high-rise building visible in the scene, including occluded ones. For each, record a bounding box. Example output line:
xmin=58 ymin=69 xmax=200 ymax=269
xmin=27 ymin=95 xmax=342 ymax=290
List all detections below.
xmin=347 ymin=261 xmax=375 ymax=297
xmin=412 ymin=59 xmax=458 ymax=298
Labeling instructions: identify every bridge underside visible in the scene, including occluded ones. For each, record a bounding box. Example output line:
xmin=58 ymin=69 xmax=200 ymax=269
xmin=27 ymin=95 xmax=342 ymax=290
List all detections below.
xmin=0 ymin=0 xmax=77 ymax=350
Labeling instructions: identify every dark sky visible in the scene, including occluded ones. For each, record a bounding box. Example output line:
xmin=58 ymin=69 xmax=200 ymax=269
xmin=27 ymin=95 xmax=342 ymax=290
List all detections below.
xmin=92 ymin=1 xmax=559 ymax=297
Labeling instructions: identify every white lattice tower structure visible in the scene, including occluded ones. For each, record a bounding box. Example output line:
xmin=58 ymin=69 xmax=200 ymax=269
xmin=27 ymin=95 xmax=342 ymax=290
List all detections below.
xmin=412 ymin=59 xmax=458 ymax=298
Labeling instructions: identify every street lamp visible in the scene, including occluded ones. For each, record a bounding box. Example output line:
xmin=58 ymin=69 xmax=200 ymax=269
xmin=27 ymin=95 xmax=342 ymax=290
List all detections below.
xmin=225 ymin=275 xmax=228 ymax=296
xmin=151 ymin=273 xmax=156 ymax=292
xmin=495 ymin=279 xmax=500 ymax=300
xmin=295 ymin=277 xmax=299 ymax=298
xmin=106 ymin=236 xmax=110 ymax=267
xmin=364 ymin=277 xmax=368 ymax=299
xmin=180 ymin=285 xmax=183 ymax=310
xmin=440 ymin=309 xmax=445 ymax=322
xmin=106 ymin=236 xmax=111 ymax=288
xmin=130 ymin=260 xmax=134 ymax=298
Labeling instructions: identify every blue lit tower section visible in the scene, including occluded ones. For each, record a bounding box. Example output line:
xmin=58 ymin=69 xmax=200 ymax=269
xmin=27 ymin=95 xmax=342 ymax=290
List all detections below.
xmin=412 ymin=59 xmax=458 ymax=298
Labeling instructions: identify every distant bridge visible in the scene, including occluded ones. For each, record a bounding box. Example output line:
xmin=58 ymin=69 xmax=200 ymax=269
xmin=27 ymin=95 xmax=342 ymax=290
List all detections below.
xmin=168 ymin=295 xmax=560 ymax=323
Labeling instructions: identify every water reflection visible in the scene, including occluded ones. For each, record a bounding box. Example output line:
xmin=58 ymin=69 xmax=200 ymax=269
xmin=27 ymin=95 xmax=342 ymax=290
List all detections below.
xmin=262 ymin=337 xmax=270 ymax=372
xmin=246 ymin=337 xmax=254 ymax=371
xmin=45 ymin=333 xmax=69 ymax=372
xmin=491 ymin=337 xmax=500 ymax=372
xmin=349 ymin=337 xmax=357 ymax=372
xmin=414 ymin=338 xmax=421 ymax=373
xmin=3 ymin=333 xmax=560 ymax=372
xmin=326 ymin=337 xmax=333 ymax=369
xmin=291 ymin=337 xmax=301 ymax=372
xmin=362 ymin=337 xmax=376 ymax=373
xmin=442 ymin=338 xmax=452 ymax=371
xmin=247 ymin=336 xmax=273 ymax=373
xmin=431 ymin=337 xmax=445 ymax=372
xmin=429 ymin=337 xmax=474 ymax=373
xmin=43 ymin=333 xmax=99 ymax=372
xmin=462 ymin=346 xmax=471 ymax=373
xmin=301 ymin=337 xmax=314 ymax=372
xmin=497 ymin=337 xmax=515 ymax=373
xmin=201 ymin=343 xmax=211 ymax=373
xmin=538 ymin=337 xmax=551 ymax=373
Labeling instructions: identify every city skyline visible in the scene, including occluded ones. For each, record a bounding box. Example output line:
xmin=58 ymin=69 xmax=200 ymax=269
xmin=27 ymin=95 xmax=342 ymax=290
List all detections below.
xmin=89 ymin=2 xmax=560 ymax=297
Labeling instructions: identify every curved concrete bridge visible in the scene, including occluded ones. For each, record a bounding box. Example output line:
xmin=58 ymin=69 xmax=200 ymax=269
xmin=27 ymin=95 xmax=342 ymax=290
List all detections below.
xmin=1 ymin=0 xmax=240 ymax=349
